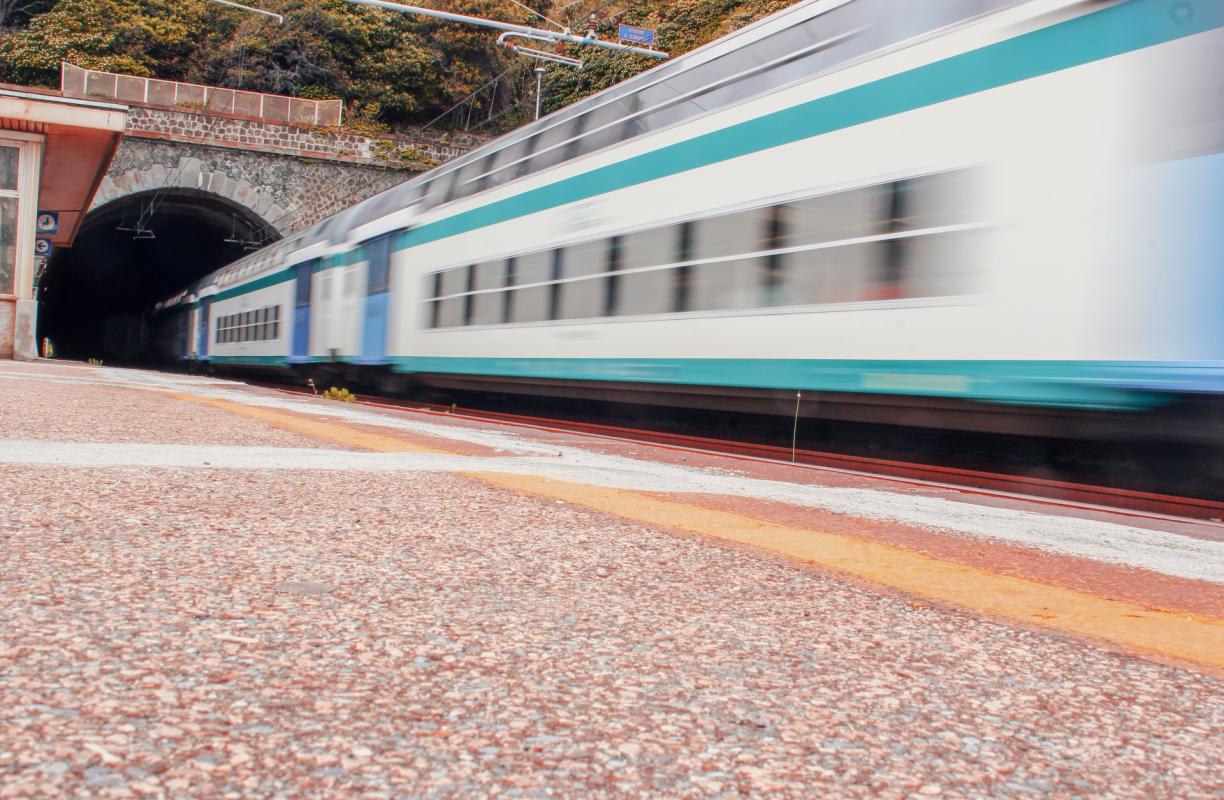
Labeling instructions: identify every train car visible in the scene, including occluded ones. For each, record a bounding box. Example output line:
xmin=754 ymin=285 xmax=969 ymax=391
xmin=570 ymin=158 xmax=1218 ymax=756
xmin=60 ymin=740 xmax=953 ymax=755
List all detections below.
xmin=153 ymin=0 xmax=1224 ymax=452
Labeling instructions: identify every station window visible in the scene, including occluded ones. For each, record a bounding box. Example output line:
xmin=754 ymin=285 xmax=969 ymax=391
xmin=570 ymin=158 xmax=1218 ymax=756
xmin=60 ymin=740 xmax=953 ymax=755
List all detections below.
xmin=0 ymin=145 xmax=22 ymax=296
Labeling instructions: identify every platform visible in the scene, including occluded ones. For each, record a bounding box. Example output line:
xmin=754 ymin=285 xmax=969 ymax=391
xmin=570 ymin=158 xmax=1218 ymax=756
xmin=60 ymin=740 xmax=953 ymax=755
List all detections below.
xmin=0 ymin=360 xmax=1220 ymax=797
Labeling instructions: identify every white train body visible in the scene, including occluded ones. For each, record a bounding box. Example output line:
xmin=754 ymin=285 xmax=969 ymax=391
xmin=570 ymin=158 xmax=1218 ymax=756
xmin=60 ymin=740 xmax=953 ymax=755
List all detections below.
xmin=157 ymin=0 xmax=1224 ymax=414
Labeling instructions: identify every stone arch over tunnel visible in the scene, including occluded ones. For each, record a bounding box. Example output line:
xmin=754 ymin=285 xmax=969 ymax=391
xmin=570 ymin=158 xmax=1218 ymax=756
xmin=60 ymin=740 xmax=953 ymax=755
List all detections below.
xmin=38 ymin=188 xmax=279 ymax=361
xmin=94 ymin=148 xmax=297 ymax=237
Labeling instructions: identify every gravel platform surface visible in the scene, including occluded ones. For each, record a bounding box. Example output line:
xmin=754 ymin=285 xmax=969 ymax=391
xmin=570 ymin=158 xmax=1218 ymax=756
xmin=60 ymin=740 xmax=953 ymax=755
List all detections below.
xmin=0 ymin=374 xmax=338 ymax=449
xmin=0 ymin=361 xmax=1221 ymax=798
xmin=2 ymin=466 xmax=1221 ymax=798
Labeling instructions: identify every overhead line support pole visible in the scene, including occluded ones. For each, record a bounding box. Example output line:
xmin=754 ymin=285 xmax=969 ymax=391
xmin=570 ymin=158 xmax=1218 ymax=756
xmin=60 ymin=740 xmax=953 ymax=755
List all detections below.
xmin=339 ymin=0 xmax=669 ymax=59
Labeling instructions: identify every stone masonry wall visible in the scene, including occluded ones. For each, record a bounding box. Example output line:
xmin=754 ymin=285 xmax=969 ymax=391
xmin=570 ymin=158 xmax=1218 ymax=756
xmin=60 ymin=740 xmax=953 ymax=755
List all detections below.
xmin=94 ymin=139 xmax=413 ymax=235
xmin=124 ymin=105 xmax=486 ymax=170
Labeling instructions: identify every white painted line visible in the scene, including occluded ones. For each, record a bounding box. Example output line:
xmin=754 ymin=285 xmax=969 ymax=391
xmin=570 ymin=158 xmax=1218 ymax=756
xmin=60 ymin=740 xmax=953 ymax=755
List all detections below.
xmin=1 ymin=438 xmax=1221 ymax=585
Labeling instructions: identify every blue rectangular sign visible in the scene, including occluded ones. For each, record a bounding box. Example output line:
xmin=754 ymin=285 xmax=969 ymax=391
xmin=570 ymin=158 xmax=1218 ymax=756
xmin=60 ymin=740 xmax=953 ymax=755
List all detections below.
xmin=36 ymin=210 xmax=58 ymax=234
xmin=618 ymin=24 xmax=655 ymax=46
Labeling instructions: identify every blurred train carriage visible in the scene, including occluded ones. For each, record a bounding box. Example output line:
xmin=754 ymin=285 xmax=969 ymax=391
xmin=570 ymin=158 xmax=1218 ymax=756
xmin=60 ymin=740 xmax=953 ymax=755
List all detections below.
xmin=152 ymin=0 xmax=1224 ymax=494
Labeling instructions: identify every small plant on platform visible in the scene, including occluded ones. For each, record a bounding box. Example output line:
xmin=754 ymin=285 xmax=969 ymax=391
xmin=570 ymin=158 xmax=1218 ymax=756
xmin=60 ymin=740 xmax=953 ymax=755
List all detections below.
xmin=87 ymin=357 xmax=103 ymax=366
xmin=321 ymin=386 xmax=356 ymax=403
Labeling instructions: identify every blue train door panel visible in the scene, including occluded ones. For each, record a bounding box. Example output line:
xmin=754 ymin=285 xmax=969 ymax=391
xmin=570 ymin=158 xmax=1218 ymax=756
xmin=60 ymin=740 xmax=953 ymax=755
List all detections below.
xmin=196 ymin=299 xmax=210 ymax=358
xmin=290 ymin=259 xmax=317 ymax=363
xmin=360 ymin=235 xmax=393 ymax=363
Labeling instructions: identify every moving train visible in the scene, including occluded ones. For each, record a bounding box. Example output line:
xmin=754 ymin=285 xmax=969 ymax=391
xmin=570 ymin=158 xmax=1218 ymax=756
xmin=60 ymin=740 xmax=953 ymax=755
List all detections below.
xmin=153 ymin=0 xmax=1224 ymax=454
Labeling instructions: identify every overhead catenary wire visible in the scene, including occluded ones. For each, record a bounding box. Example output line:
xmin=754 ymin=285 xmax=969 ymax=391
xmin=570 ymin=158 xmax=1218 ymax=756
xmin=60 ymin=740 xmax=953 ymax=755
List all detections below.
xmin=503 ymin=0 xmax=566 ymax=32
xmin=338 ymin=0 xmax=667 ymax=59
xmin=208 ymin=0 xmax=284 ymax=24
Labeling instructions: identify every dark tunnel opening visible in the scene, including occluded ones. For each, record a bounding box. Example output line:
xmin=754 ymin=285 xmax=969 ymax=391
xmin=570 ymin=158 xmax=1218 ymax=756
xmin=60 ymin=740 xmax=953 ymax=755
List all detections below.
xmin=37 ymin=189 xmax=279 ymax=361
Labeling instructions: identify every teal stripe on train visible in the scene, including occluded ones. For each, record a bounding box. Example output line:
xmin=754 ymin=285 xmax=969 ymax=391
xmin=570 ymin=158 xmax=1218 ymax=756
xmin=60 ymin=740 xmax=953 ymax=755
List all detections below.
xmin=387 ymin=357 xmax=1224 ymax=409
xmin=396 ymin=0 xmax=1224 ymax=253
xmin=208 ymin=355 xmax=289 ymax=366
xmin=211 ymin=270 xmax=294 ymax=303
xmin=212 ymin=246 xmax=368 ymax=302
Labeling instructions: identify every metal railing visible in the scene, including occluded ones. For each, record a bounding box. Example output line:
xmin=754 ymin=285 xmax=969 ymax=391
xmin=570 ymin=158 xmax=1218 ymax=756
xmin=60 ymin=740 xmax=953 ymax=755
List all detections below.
xmin=60 ymin=62 xmax=343 ymax=127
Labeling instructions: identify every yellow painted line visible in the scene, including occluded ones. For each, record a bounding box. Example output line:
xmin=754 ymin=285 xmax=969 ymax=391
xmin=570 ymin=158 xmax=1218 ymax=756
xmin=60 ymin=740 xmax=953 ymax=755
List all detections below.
xmin=168 ymin=390 xmax=1224 ymax=669
xmin=472 ymin=472 xmax=1224 ymax=671
xmin=167 ymin=393 xmax=448 ymax=454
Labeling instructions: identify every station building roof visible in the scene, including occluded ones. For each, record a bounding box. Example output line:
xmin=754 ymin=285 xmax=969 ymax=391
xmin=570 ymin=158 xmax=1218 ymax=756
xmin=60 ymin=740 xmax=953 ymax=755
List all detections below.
xmin=0 ymin=83 xmax=127 ymax=247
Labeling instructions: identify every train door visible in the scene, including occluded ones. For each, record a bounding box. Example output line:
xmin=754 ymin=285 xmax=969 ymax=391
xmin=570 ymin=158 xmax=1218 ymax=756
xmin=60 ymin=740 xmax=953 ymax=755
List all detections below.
xmin=196 ymin=299 xmax=210 ymax=359
xmin=315 ymin=264 xmax=340 ymax=358
xmin=360 ymin=234 xmax=393 ymax=362
xmin=187 ymin=307 xmax=198 ymax=359
xmin=338 ymin=261 xmax=361 ymax=355
xmin=290 ymin=260 xmax=314 ymax=363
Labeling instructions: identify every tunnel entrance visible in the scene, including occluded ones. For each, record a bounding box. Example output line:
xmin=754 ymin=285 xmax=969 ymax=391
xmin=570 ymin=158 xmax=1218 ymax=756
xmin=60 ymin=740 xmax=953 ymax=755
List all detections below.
xmin=38 ymin=189 xmax=279 ymax=361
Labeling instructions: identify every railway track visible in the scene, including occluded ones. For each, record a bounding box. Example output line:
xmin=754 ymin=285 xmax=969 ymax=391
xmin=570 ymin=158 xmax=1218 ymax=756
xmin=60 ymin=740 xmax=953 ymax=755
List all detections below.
xmin=256 ymin=380 xmax=1224 ymax=524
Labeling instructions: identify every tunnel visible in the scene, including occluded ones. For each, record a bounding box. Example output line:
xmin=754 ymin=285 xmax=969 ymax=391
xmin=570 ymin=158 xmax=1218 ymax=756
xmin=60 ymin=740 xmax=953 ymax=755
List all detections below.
xmin=37 ymin=188 xmax=279 ymax=361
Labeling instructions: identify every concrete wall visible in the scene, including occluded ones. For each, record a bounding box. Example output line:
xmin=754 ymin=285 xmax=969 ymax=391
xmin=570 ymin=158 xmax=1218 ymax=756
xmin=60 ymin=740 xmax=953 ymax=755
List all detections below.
xmin=0 ymin=299 xmax=12 ymax=359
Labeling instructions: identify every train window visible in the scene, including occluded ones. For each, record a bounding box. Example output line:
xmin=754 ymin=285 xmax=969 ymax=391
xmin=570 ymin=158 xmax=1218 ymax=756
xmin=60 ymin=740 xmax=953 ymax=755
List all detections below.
xmin=468 ymin=152 xmax=496 ymax=196
xmin=783 ymin=186 xmax=888 ymax=248
xmin=615 ymin=226 xmax=675 ymax=316
xmin=528 ymin=119 xmax=576 ymax=175
xmin=434 ymin=266 xmax=468 ymax=328
xmin=502 ymin=258 xmax=515 ymax=323
xmin=892 ymin=170 xmax=975 ymax=231
xmin=366 ymin=239 xmax=390 ymax=294
xmin=428 ymin=272 xmax=442 ymax=329
xmin=471 ymin=261 xmax=504 ymax=326
xmin=439 ymin=266 xmax=468 ymax=298
xmin=689 ymin=257 xmax=768 ymax=312
xmin=604 ymin=237 xmax=622 ymax=317
xmin=443 ymin=163 xmax=472 ymax=204
xmin=692 ymin=207 xmax=772 ymax=260
xmin=514 ymin=134 xmax=540 ymax=180
xmin=557 ymin=239 xmax=605 ymax=320
xmin=461 ymin=265 xmax=475 ymax=326
xmin=894 ymin=229 xmax=980 ymax=299
xmin=673 ymin=222 xmax=694 ymax=313
xmin=575 ymin=98 xmax=638 ymax=158
xmin=436 ymin=296 xmax=465 ymax=328
xmin=782 ymin=240 xmax=881 ymax=306
xmin=510 ymin=250 xmax=550 ymax=323
xmin=548 ymin=250 xmax=563 ymax=321
xmin=562 ymin=112 xmax=589 ymax=160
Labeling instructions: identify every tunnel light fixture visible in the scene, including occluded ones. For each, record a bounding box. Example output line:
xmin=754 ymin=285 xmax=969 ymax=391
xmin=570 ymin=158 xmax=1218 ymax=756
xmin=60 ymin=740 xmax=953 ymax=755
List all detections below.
xmin=339 ymin=0 xmax=668 ymax=59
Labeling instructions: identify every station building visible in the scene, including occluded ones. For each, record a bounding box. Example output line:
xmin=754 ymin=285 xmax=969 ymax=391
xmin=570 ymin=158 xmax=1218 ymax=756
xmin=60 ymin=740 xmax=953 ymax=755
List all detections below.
xmin=0 ymin=85 xmax=125 ymax=359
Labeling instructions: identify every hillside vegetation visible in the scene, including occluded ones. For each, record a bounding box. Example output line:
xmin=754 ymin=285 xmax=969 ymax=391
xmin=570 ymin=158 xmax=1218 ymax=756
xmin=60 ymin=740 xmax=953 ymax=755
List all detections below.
xmin=0 ymin=0 xmax=794 ymax=132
